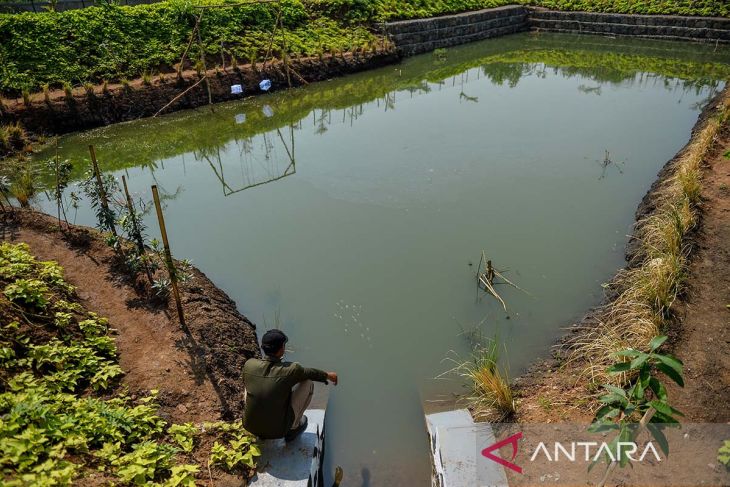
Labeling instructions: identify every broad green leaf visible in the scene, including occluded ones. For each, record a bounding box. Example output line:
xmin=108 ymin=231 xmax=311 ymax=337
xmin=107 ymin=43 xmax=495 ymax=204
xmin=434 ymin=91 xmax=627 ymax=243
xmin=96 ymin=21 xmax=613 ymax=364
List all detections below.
xmin=648 ymin=377 xmax=667 ymax=401
xmin=646 ymin=423 xmax=669 ymax=456
xmin=655 ymin=363 xmax=684 ymax=387
xmin=649 ymin=336 xmax=668 ymax=351
xmin=653 ymin=353 xmax=683 ymax=376
xmin=607 ymin=362 xmax=631 ymax=374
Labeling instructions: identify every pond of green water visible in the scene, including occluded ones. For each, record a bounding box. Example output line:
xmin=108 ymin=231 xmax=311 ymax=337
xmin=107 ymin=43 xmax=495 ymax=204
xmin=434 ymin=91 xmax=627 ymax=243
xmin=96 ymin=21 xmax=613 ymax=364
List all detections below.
xmin=32 ymin=32 xmax=730 ymax=486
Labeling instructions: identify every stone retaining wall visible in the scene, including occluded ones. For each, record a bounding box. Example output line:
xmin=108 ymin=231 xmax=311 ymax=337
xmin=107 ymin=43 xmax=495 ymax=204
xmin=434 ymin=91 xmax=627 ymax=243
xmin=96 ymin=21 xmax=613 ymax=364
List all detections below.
xmin=384 ymin=6 xmax=730 ymax=57
xmin=528 ymin=8 xmax=730 ymax=43
xmin=383 ymin=5 xmax=529 ymax=56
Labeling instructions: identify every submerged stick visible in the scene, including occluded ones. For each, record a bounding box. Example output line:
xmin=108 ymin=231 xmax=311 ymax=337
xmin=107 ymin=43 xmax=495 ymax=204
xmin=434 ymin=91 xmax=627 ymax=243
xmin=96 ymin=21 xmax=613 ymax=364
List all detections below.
xmin=492 ymin=268 xmax=531 ymax=296
xmin=479 ymin=275 xmax=507 ymax=312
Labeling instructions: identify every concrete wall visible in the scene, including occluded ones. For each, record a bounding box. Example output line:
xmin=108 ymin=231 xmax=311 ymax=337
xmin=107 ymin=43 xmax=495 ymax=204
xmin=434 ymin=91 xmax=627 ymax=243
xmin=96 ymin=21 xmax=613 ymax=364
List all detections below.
xmin=383 ymin=6 xmax=529 ymax=56
xmin=384 ymin=6 xmax=730 ymax=57
xmin=528 ymin=8 xmax=730 ymax=43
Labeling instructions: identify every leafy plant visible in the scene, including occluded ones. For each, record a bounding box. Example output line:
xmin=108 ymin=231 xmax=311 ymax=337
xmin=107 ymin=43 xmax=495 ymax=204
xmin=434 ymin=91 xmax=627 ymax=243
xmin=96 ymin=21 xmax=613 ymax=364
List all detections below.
xmin=4 ymin=278 xmax=49 ymax=308
xmin=718 ymin=440 xmax=730 ymax=470
xmin=79 ymin=169 xmax=119 ymax=236
xmin=166 ymin=464 xmax=199 ymax=486
xmin=168 ymin=423 xmax=197 ymax=453
xmin=47 ymin=154 xmax=74 ymax=230
xmin=208 ymin=433 xmax=261 ymax=472
xmin=589 ymin=336 xmax=684 ymax=468
xmin=113 ymin=441 xmax=176 ymax=484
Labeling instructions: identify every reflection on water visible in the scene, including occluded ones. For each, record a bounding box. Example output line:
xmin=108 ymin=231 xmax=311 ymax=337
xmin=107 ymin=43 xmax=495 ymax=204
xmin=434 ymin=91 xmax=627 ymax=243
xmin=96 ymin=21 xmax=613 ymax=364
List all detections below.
xmin=29 ymin=32 xmax=730 ymax=486
xmin=201 ymin=126 xmax=296 ymax=196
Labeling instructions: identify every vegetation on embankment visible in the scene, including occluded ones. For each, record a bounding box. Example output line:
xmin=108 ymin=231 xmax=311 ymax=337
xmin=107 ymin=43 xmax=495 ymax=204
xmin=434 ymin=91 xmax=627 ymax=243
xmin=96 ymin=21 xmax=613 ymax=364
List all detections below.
xmin=565 ymin=88 xmax=729 ymax=386
xmin=0 ymin=240 xmax=261 ymax=485
xmin=0 ymin=0 xmax=378 ymax=96
xmin=503 ymin=85 xmax=730 ymax=423
xmin=1 ymin=0 xmax=728 ymax=97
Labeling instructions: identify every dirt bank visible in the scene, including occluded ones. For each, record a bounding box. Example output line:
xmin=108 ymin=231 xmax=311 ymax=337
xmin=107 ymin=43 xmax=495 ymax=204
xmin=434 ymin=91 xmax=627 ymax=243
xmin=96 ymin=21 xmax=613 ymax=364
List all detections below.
xmin=0 ymin=47 xmax=399 ymax=137
xmin=0 ymin=209 xmax=260 ymax=424
xmin=512 ymin=84 xmax=730 ymax=424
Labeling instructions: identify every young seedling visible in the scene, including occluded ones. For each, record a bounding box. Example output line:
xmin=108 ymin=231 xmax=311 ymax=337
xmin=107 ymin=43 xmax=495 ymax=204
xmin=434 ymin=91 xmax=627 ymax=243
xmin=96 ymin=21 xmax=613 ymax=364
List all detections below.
xmin=590 ymin=336 xmax=684 ymax=485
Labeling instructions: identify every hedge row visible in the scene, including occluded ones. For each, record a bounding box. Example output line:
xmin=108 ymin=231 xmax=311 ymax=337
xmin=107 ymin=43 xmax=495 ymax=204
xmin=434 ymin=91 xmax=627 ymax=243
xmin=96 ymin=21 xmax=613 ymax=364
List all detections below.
xmin=0 ymin=0 xmax=376 ymax=95
xmin=1 ymin=0 xmax=728 ymax=95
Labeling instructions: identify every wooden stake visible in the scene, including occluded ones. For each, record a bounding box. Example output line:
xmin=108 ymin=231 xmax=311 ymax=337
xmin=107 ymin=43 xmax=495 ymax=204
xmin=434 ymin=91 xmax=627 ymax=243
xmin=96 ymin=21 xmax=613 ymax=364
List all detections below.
xmin=278 ymin=10 xmax=292 ymax=88
xmin=122 ymin=176 xmax=155 ymax=286
xmin=153 ymin=75 xmax=208 ymax=118
xmin=151 ymin=185 xmax=186 ymax=328
xmin=88 ymin=145 xmax=117 ymax=238
xmin=194 ymin=11 xmax=213 ymax=107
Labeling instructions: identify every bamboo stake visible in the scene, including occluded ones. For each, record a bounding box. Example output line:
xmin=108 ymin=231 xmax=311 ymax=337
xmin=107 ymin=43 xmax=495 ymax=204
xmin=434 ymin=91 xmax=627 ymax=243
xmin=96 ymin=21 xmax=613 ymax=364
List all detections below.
xmin=54 ymin=138 xmax=63 ymax=231
xmin=88 ymin=145 xmax=118 ymax=238
xmin=277 ymin=9 xmax=292 ymax=88
xmin=177 ymin=13 xmax=203 ymax=80
xmin=262 ymin=5 xmax=281 ymax=72
xmin=153 ymin=75 xmax=208 ymax=118
xmin=151 ymin=185 xmax=186 ymax=328
xmin=195 ymin=11 xmax=213 ymax=107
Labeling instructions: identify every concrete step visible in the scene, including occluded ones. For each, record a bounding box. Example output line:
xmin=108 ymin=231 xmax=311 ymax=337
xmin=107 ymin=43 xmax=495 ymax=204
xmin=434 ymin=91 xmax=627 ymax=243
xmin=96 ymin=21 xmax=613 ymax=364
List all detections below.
xmin=250 ymin=409 xmax=326 ymax=487
xmin=425 ymin=409 xmax=508 ymax=487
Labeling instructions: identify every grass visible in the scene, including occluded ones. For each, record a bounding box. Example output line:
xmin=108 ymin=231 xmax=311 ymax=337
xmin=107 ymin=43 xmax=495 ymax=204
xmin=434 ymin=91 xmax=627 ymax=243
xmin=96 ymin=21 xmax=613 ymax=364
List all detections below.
xmin=0 ymin=122 xmax=29 ymax=157
xmin=452 ymin=337 xmax=515 ymax=420
xmin=10 ymin=165 xmax=35 ymax=207
xmin=566 ymin=93 xmax=729 ymax=388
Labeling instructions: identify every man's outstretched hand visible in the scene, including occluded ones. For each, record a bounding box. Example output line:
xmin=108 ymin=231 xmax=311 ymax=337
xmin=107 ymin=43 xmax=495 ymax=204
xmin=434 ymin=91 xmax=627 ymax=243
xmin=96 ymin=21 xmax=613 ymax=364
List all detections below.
xmin=327 ymin=372 xmax=338 ymax=385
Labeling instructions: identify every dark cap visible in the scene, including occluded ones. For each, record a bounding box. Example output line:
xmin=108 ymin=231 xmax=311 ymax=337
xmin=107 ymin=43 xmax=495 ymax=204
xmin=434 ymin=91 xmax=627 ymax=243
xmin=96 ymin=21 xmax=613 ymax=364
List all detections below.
xmin=261 ymin=329 xmax=288 ymax=355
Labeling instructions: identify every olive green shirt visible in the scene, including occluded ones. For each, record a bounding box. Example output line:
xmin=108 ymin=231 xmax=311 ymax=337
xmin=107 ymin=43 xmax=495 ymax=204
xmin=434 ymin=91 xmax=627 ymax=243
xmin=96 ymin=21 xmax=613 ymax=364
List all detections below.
xmin=242 ymin=357 xmax=328 ymax=439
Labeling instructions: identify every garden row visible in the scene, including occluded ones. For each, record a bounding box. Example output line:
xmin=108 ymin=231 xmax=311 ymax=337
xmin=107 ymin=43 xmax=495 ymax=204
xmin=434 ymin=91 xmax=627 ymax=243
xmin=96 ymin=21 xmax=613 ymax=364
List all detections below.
xmin=0 ymin=240 xmax=262 ymax=485
xmin=1 ymin=0 xmax=728 ymax=96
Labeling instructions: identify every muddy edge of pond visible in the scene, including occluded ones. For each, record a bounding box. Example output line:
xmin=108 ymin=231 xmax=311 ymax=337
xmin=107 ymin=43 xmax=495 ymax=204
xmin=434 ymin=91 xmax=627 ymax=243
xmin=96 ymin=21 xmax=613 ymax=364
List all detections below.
xmin=0 ymin=47 xmax=399 ymax=137
xmin=0 ymin=209 xmax=261 ymax=421
xmin=512 ymin=84 xmax=730 ymax=424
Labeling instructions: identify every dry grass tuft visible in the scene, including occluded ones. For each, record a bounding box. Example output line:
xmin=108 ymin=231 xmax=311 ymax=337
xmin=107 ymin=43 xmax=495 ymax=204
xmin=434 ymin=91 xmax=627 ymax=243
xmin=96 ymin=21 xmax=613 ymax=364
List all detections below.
xmin=453 ymin=339 xmax=515 ymax=421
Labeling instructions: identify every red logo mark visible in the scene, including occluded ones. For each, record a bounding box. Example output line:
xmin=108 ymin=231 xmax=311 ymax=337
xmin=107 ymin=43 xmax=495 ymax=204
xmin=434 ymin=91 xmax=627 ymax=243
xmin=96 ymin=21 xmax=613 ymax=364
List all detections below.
xmin=481 ymin=432 xmax=523 ymax=474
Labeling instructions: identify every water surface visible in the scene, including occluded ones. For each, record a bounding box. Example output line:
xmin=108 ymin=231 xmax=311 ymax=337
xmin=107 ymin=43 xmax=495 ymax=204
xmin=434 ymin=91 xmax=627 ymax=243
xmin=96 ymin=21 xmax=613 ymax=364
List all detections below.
xmin=32 ymin=32 xmax=730 ymax=485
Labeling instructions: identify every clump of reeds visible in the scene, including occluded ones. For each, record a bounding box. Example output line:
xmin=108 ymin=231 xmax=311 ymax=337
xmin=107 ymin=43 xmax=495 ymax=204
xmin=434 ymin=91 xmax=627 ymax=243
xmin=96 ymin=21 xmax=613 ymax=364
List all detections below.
xmin=10 ymin=165 xmax=35 ymax=208
xmin=1 ymin=122 xmax=30 ymax=155
xmin=566 ymin=92 xmax=729 ymax=388
xmin=84 ymin=82 xmax=95 ymax=98
xmin=62 ymin=82 xmax=74 ymax=102
xmin=42 ymin=84 xmax=51 ymax=104
xmin=451 ymin=338 xmax=515 ymax=421
xmin=22 ymin=89 xmax=31 ymax=107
